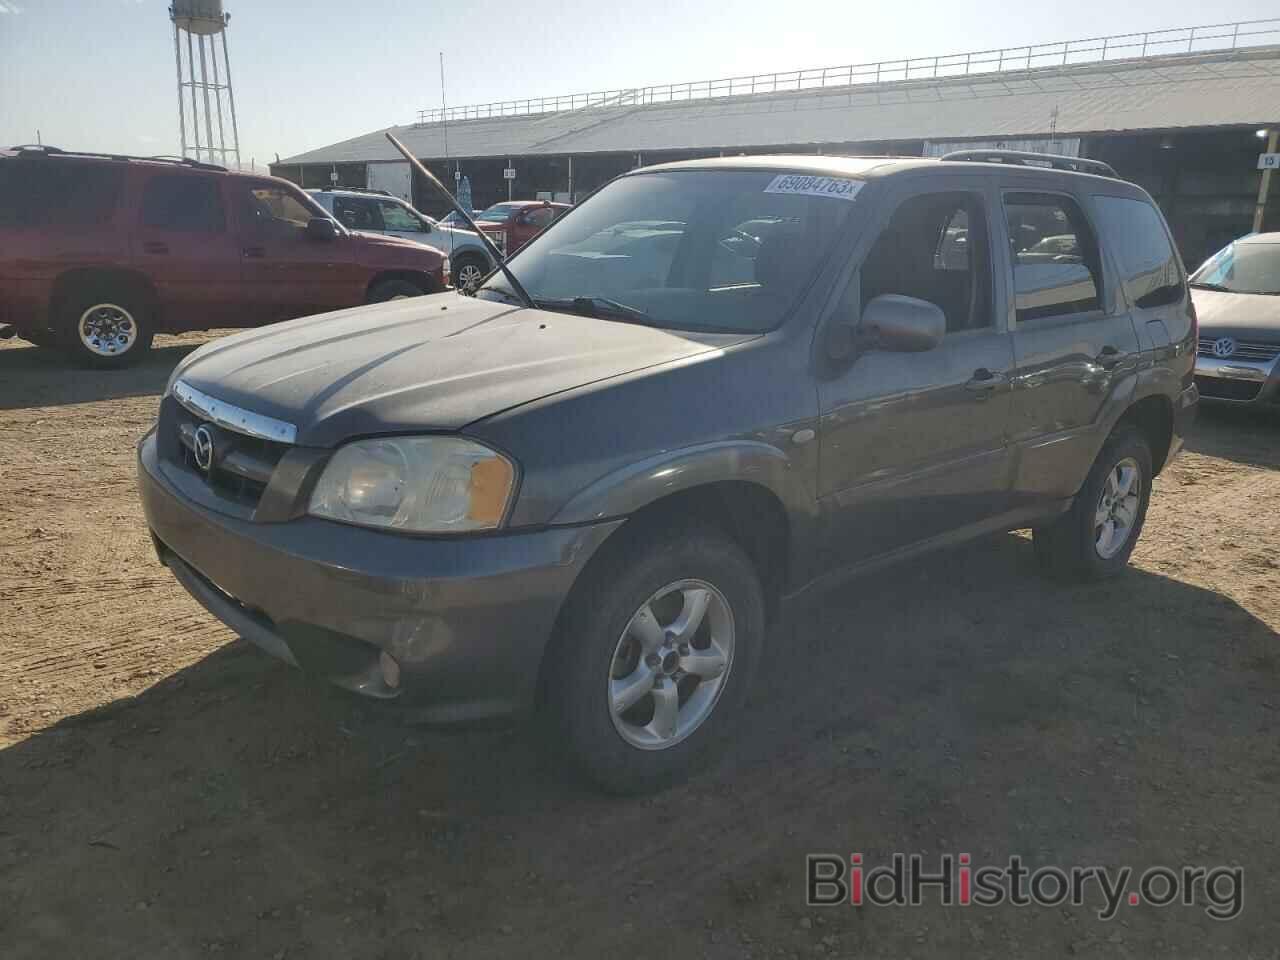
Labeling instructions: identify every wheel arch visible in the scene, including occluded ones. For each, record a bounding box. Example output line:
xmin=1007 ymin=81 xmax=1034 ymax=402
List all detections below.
xmin=365 ymin=270 xmax=440 ymax=300
xmin=1115 ymin=393 xmax=1175 ymax=476
xmin=51 ymin=267 xmax=158 ymax=326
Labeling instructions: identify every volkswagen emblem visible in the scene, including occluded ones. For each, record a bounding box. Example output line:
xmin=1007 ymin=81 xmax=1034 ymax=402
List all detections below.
xmin=1212 ymin=337 xmax=1237 ymax=359
xmin=193 ymin=425 xmax=215 ymax=472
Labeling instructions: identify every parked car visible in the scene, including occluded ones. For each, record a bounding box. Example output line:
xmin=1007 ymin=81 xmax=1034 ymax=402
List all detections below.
xmin=1189 ymin=232 xmax=1280 ymax=405
xmin=138 ymin=152 xmax=1196 ymax=792
xmin=472 ymin=200 xmax=571 ymax=256
xmin=308 ymin=188 xmax=496 ymax=292
xmin=0 ymin=146 xmax=448 ymax=366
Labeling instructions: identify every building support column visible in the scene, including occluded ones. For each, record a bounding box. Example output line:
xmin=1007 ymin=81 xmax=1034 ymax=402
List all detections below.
xmin=1254 ymin=129 xmax=1279 ymax=233
xmin=567 ymin=155 xmax=574 ymax=203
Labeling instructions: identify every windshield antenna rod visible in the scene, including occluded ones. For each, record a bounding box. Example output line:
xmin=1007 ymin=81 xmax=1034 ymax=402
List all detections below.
xmin=384 ymin=131 xmax=535 ymax=310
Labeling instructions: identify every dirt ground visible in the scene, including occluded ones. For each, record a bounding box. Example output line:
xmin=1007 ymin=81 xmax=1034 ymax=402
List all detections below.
xmin=1 ymin=333 xmax=1278 ymax=959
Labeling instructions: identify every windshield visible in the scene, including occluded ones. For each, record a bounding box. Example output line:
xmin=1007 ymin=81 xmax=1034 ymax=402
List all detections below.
xmin=1191 ymin=239 xmax=1280 ymax=295
xmin=475 ymin=202 xmax=526 ymax=222
xmin=477 ymin=170 xmax=862 ymax=333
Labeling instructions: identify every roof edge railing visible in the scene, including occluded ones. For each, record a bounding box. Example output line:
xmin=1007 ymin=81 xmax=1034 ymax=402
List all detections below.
xmin=413 ymin=17 xmax=1280 ymax=127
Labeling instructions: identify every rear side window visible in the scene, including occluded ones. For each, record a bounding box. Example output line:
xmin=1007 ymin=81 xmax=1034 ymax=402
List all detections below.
xmin=333 ymin=196 xmax=381 ymax=230
xmin=0 ymin=159 xmax=122 ymax=227
xmin=1092 ymin=195 xmax=1183 ymax=308
xmin=140 ymin=175 xmax=225 ymax=232
xmin=1004 ymin=192 xmax=1101 ymax=323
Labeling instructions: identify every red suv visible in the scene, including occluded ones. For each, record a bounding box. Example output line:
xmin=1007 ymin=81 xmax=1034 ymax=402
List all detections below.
xmin=0 ymin=146 xmax=449 ymax=367
xmin=472 ymin=200 xmax=570 ymax=257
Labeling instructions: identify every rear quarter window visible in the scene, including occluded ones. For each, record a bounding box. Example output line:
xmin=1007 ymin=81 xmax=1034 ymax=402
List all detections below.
xmin=0 ymin=159 xmax=123 ymax=228
xmin=1091 ymin=195 xmax=1184 ymax=308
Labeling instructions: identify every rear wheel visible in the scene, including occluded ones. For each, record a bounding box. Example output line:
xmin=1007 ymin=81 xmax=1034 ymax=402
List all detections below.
xmin=368 ymin=278 xmax=427 ymax=302
xmin=58 ymin=286 xmax=154 ymax=368
xmin=1033 ymin=424 xmax=1152 ymax=581
xmin=543 ymin=523 xmax=764 ymax=793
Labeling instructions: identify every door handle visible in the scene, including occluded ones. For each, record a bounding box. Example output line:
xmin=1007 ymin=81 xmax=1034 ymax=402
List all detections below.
xmin=965 ymin=368 xmax=1004 ymax=398
xmin=242 ymin=246 xmax=266 ymax=259
xmin=1095 ymin=345 xmax=1121 ymax=369
xmin=142 ymin=241 xmax=169 ymax=255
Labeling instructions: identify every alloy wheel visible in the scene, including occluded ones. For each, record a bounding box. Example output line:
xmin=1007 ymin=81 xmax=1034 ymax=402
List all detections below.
xmin=607 ymin=579 xmax=735 ymax=751
xmin=1094 ymin=457 xmax=1141 ymax=559
xmin=78 ymin=303 xmax=137 ymax=357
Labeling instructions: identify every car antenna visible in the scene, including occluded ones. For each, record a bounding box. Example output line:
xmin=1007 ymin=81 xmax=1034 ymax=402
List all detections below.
xmin=384 ymin=132 xmax=535 ymax=310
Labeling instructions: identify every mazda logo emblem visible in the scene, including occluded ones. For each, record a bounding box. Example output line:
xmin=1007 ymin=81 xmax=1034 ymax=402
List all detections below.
xmin=193 ymin=425 xmax=215 ymax=472
xmin=1212 ymin=337 xmax=1237 ymax=359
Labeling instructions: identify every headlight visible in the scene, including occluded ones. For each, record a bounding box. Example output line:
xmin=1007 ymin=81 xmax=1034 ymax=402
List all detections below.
xmin=308 ymin=437 xmax=515 ymax=533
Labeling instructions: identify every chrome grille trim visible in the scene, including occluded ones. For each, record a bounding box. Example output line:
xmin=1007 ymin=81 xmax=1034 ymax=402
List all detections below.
xmin=1196 ymin=338 xmax=1280 ymax=363
xmin=172 ymin=380 xmax=298 ymax=445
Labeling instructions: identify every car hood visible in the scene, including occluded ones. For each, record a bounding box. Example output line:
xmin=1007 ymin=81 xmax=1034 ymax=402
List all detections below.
xmin=172 ymin=294 xmax=750 ymax=447
xmin=348 ymin=230 xmax=433 ymax=252
xmin=1192 ymin=288 xmax=1280 ymax=340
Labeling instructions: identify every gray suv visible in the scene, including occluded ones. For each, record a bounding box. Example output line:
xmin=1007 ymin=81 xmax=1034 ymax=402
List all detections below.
xmin=308 ymin=188 xmax=497 ymax=291
xmin=139 ymin=153 xmax=1197 ymax=792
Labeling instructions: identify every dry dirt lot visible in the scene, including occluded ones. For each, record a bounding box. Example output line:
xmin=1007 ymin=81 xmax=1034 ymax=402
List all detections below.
xmin=1 ymin=334 xmax=1278 ymax=958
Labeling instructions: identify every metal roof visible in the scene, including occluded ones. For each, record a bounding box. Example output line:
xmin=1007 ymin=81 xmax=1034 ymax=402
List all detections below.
xmin=280 ymin=46 xmax=1280 ymax=166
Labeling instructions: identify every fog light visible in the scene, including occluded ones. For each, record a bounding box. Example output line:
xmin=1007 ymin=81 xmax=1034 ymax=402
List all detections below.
xmin=379 ymin=651 xmax=401 ymax=689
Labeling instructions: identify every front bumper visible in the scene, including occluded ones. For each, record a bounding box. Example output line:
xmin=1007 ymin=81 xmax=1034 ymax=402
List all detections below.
xmin=1193 ymin=353 xmax=1280 ymax=405
xmin=137 ymin=430 xmax=623 ymax=722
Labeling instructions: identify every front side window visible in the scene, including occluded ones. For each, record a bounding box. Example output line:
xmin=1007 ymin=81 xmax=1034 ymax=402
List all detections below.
xmin=1004 ymin=192 xmax=1101 ymax=322
xmin=243 ymin=185 xmax=319 ymax=230
xmin=1191 ymin=239 xmax=1280 ymax=296
xmin=333 ymin=196 xmax=380 ymax=230
xmin=859 ymin=191 xmax=992 ymax=333
xmin=1092 ymin=195 xmax=1183 ymax=308
xmin=478 ymin=170 xmax=860 ymax=334
xmin=379 ymin=200 xmax=423 ymax=232
xmin=140 ymin=175 xmax=225 ymax=232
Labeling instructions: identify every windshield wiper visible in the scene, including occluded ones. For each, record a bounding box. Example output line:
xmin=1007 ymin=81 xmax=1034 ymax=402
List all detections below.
xmin=1189 ymin=281 xmax=1231 ymax=292
xmin=534 ymin=296 xmax=658 ymax=326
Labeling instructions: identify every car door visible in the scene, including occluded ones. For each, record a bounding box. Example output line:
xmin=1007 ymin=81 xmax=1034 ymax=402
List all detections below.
xmin=817 ymin=179 xmax=1016 ymax=567
xmin=232 ymin=180 xmax=365 ymax=323
xmin=996 ymin=182 xmax=1143 ymax=509
xmin=132 ymin=172 xmax=243 ymax=329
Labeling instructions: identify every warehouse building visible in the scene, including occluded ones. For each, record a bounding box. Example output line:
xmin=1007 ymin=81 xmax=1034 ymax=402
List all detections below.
xmin=274 ymin=20 xmax=1280 ymax=266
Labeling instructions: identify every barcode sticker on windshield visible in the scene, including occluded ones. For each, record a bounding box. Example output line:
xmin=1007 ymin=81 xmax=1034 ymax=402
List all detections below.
xmin=763 ymin=174 xmax=864 ymax=201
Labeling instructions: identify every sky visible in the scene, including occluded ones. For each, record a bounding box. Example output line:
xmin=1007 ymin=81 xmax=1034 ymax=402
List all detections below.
xmin=1 ymin=0 xmax=1276 ymax=169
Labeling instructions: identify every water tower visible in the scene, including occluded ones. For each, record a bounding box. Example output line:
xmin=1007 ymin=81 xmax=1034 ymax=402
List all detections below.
xmin=169 ymin=2 xmax=241 ymax=168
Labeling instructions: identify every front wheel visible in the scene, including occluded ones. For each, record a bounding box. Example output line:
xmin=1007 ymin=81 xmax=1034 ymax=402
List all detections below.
xmin=543 ymin=523 xmax=764 ymax=793
xmin=452 ymin=255 xmax=489 ymax=295
xmin=1033 ymin=424 xmax=1152 ymax=581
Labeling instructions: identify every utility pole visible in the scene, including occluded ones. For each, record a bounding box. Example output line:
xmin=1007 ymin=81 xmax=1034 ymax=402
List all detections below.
xmin=1254 ymin=128 xmax=1278 ymax=234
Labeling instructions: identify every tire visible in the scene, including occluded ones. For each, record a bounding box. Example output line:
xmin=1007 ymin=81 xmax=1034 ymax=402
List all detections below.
xmin=452 ymin=254 xmax=489 ymax=295
xmin=542 ymin=522 xmax=765 ymax=794
xmin=57 ymin=285 xmax=154 ymax=368
xmin=1033 ymin=423 xmax=1153 ymax=581
xmin=368 ymin=278 xmax=427 ymax=302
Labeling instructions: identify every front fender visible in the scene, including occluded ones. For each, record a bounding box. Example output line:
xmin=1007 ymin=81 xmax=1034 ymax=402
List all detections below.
xmin=549 ymin=439 xmax=816 ymax=528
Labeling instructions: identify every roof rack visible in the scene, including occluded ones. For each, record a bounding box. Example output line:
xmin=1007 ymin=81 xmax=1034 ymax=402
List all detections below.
xmin=940 ymin=149 xmax=1118 ymax=178
xmin=6 ymin=144 xmax=227 ymax=172
xmin=315 ymin=186 xmax=393 ymax=196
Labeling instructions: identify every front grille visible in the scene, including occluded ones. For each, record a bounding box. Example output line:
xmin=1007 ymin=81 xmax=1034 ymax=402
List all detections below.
xmin=159 ymin=395 xmax=291 ymax=510
xmin=1197 ymin=338 xmax=1280 ymax=363
xmin=1194 ymin=376 xmax=1263 ymax=402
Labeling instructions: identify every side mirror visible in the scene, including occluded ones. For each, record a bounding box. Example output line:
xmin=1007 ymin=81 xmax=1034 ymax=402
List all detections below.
xmin=306 ymin=217 xmax=339 ymax=242
xmin=861 ymin=294 xmax=946 ymax=353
